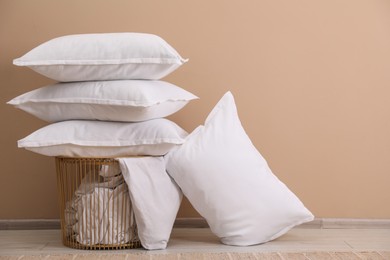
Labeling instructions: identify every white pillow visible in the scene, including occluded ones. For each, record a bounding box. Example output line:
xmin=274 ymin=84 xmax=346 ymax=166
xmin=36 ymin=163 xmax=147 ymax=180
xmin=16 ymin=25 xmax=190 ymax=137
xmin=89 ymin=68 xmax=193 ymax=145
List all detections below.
xmin=13 ymin=33 xmax=188 ymax=81
xmin=18 ymin=119 xmax=187 ymax=157
xmin=165 ymin=92 xmax=314 ymax=246
xmin=118 ymin=157 xmax=182 ymax=250
xmin=7 ymin=80 xmax=198 ymax=122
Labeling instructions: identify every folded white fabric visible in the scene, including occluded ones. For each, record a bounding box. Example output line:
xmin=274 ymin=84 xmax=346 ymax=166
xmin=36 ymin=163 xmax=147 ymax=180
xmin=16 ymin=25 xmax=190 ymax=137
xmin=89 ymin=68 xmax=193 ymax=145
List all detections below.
xmin=99 ymin=164 xmax=121 ymax=178
xmin=7 ymin=80 xmax=198 ymax=122
xmin=75 ymin=172 xmax=124 ymax=196
xmin=118 ymin=157 xmax=182 ymax=250
xmin=13 ymin=32 xmax=187 ymax=81
xmin=72 ymin=183 xmax=133 ymax=245
xmin=65 ymin=171 xmax=135 ymax=246
xmin=165 ymin=91 xmax=314 ymax=246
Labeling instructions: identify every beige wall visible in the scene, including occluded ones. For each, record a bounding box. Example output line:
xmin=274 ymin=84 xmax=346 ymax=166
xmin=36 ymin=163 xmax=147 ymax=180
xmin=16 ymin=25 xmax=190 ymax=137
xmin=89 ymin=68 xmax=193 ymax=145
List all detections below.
xmin=1 ymin=0 xmax=390 ymax=220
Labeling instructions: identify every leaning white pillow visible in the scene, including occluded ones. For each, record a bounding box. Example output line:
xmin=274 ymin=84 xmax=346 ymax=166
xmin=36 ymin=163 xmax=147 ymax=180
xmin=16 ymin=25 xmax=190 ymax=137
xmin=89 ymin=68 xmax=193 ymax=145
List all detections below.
xmin=7 ymin=80 xmax=198 ymax=122
xmin=165 ymin=92 xmax=314 ymax=246
xmin=13 ymin=32 xmax=187 ymax=81
xmin=18 ymin=119 xmax=187 ymax=157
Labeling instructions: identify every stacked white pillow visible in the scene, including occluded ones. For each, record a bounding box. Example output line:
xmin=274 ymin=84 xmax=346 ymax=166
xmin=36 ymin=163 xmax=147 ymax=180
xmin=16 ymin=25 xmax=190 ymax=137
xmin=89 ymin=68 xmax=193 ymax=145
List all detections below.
xmin=9 ymin=33 xmax=194 ymax=250
xmin=9 ymin=32 xmax=198 ymax=157
xmin=13 ymin=32 xmax=188 ymax=81
xmin=8 ymin=80 xmax=196 ymax=123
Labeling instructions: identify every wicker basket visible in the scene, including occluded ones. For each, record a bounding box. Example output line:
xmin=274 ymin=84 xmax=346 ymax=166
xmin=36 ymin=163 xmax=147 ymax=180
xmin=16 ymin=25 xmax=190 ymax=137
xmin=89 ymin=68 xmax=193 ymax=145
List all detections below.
xmin=55 ymin=157 xmax=142 ymax=250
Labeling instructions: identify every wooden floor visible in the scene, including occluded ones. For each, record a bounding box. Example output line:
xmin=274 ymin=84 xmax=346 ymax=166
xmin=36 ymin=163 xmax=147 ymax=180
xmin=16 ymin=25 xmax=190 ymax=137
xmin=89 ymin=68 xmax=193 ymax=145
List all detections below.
xmin=0 ymin=227 xmax=389 ymax=257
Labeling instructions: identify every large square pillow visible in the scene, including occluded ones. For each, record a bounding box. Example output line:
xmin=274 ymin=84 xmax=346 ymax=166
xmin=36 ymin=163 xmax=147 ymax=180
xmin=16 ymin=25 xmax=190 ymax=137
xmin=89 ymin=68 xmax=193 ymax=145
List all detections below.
xmin=13 ymin=33 xmax=187 ymax=81
xmin=165 ymin=92 xmax=314 ymax=246
xmin=18 ymin=119 xmax=187 ymax=157
xmin=7 ymin=80 xmax=198 ymax=122
xmin=118 ymin=157 xmax=182 ymax=250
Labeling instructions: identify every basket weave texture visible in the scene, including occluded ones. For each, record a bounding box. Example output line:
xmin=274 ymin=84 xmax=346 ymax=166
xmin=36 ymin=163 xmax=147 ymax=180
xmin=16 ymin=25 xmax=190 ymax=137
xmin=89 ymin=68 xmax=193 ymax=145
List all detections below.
xmin=55 ymin=157 xmax=142 ymax=250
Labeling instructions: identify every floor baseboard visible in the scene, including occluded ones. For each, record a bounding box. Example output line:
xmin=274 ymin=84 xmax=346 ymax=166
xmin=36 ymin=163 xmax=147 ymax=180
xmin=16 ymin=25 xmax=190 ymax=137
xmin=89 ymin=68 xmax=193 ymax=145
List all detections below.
xmin=0 ymin=219 xmax=61 ymax=230
xmin=319 ymin=218 xmax=390 ymax=229
xmin=1 ymin=218 xmax=389 ymax=230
